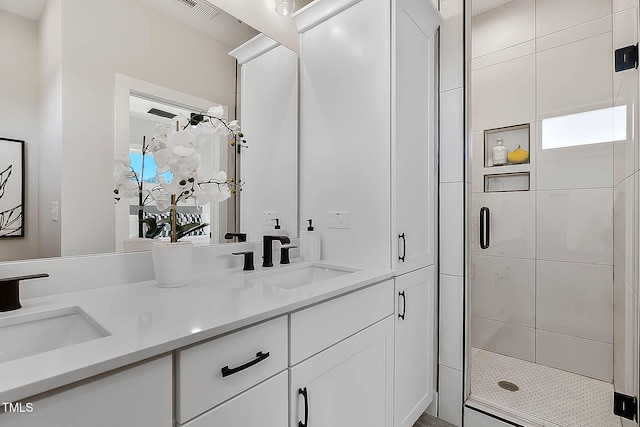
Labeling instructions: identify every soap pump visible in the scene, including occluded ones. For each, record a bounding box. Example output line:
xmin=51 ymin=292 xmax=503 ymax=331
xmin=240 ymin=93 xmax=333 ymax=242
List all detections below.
xmin=271 ymin=218 xmax=288 ymax=236
xmin=301 ymin=219 xmax=321 ymax=261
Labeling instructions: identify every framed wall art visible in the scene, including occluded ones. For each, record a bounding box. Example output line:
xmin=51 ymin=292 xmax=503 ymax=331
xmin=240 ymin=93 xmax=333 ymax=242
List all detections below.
xmin=0 ymin=137 xmax=25 ymax=238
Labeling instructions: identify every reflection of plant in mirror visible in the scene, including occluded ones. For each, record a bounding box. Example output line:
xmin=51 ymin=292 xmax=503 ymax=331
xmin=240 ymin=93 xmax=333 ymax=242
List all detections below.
xmin=113 ymin=136 xmax=162 ymax=239
xmin=140 ymin=217 xmax=166 ymax=239
xmin=147 ymin=106 xmax=241 ymax=243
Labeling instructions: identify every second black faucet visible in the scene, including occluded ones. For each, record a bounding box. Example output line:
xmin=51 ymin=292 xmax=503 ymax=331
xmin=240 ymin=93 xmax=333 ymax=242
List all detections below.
xmin=262 ymin=235 xmax=291 ymax=267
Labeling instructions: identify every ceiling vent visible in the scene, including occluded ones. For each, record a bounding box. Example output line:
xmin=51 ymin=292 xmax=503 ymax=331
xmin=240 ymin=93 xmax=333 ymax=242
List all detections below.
xmin=148 ymin=108 xmax=177 ymax=119
xmin=176 ymin=0 xmax=219 ymax=20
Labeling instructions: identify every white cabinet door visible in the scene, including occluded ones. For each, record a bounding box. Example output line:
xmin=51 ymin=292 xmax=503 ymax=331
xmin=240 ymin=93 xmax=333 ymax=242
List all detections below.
xmin=0 ymin=355 xmax=173 ymax=427
xmin=394 ymin=266 xmax=435 ymax=427
xmin=295 ymin=0 xmax=392 ymax=267
xmin=394 ymin=0 xmax=441 ymax=274
xmin=289 ymin=316 xmax=394 ymax=427
xmin=182 ymin=371 xmax=288 ymax=427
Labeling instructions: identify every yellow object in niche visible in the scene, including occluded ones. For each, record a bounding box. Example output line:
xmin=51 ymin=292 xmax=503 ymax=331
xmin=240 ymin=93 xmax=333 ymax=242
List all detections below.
xmin=508 ymin=145 xmax=529 ymax=164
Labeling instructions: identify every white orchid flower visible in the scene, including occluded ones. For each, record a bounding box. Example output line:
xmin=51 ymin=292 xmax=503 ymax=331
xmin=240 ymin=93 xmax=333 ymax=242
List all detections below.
xmin=156 ymin=175 xmax=187 ymax=200
xmin=228 ymin=120 xmax=241 ymax=131
xmin=170 ymin=155 xmax=200 ymax=180
xmin=193 ymin=180 xmax=230 ymax=205
xmin=151 ymin=188 xmax=171 ymax=211
xmin=215 ymin=170 xmax=228 ymax=183
xmin=153 ymin=148 xmax=175 ymax=174
xmin=150 ymin=124 xmax=171 ymax=151
xmin=216 ymin=183 xmax=231 ymax=202
xmin=114 ymin=173 xmax=139 ymax=199
xmin=191 ymin=186 xmax=213 ymax=205
xmin=169 ymin=130 xmax=197 ymax=157
xmin=207 ymin=106 xmax=224 ymax=119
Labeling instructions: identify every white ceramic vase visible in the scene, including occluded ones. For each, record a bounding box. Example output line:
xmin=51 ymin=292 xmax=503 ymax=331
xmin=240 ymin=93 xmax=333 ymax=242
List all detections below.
xmin=123 ymin=237 xmax=156 ymax=253
xmin=151 ymin=241 xmax=194 ymax=288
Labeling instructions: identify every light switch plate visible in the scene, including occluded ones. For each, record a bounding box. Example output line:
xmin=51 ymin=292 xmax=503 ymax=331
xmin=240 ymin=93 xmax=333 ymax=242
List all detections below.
xmin=328 ymin=211 xmax=350 ymax=229
xmin=51 ymin=201 xmax=59 ymax=222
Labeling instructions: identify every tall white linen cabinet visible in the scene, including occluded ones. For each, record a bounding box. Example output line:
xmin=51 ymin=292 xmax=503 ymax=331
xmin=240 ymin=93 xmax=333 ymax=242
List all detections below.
xmin=294 ymin=1 xmax=442 ymax=426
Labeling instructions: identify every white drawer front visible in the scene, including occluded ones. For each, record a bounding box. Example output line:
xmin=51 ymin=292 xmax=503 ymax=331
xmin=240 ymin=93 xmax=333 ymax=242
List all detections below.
xmin=181 ymin=371 xmax=288 ymax=427
xmin=177 ymin=316 xmax=288 ymax=423
xmin=290 ymin=279 xmax=394 ymax=365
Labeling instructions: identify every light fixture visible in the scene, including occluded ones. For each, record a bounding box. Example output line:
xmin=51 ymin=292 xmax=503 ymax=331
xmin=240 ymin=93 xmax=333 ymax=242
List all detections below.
xmin=275 ymin=0 xmax=296 ymax=16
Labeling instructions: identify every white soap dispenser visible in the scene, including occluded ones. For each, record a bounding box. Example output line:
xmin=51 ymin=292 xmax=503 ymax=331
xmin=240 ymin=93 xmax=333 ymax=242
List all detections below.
xmin=492 ymin=138 xmax=508 ymax=166
xmin=301 ymin=219 xmax=321 ymax=261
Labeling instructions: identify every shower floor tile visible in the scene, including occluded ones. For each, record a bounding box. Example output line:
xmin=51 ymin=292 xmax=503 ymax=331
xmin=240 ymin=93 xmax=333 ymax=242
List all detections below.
xmin=471 ymin=348 xmax=621 ymax=427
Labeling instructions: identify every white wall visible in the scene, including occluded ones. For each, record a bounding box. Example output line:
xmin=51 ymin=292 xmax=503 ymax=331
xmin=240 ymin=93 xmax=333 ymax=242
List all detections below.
xmin=469 ymin=0 xmax=616 ymax=382
xmin=54 ymin=0 xmax=237 ymax=257
xmin=239 ymin=42 xmax=298 ymax=241
xmin=0 ymin=10 xmax=40 ymax=261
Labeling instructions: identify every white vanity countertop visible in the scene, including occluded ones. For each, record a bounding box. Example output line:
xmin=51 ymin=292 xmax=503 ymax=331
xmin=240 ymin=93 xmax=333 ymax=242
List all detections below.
xmin=0 ymin=261 xmax=393 ymax=402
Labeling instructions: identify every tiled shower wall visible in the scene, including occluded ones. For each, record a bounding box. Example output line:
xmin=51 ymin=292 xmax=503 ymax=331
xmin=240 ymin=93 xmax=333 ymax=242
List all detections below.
xmin=437 ymin=0 xmax=468 ymax=424
xmin=468 ymin=0 xmax=635 ymax=383
xmin=438 ymin=0 xmax=640 ymax=426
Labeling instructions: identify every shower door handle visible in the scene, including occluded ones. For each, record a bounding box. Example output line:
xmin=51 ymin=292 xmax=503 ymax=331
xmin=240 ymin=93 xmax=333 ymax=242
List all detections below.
xmin=480 ymin=207 xmax=490 ymax=249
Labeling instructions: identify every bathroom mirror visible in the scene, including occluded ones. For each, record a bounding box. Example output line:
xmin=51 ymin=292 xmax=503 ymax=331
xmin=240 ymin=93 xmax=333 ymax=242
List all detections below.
xmin=0 ymin=0 xmax=300 ymax=262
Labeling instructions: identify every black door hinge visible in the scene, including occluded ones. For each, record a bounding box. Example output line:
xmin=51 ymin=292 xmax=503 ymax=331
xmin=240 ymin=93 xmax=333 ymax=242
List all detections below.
xmin=615 ymin=44 xmax=638 ymax=72
xmin=614 ymin=392 xmax=637 ymax=421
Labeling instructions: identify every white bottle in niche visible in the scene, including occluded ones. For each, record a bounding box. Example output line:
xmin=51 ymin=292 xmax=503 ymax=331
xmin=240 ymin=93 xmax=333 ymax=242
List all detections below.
xmin=301 ymin=219 xmax=321 ymax=261
xmin=492 ymin=138 xmax=508 ymax=166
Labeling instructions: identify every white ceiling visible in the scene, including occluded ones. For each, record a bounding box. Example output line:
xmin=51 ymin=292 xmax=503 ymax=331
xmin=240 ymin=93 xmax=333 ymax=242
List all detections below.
xmin=471 ymin=0 xmax=514 ymax=16
xmin=0 ymin=0 xmax=258 ymax=49
xmin=135 ymin=0 xmax=258 ymax=49
xmin=0 ymin=0 xmax=46 ymax=21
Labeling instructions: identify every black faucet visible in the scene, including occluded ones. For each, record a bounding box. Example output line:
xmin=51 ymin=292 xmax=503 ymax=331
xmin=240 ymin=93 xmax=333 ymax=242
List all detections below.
xmin=0 ymin=273 xmax=49 ymax=312
xmin=262 ymin=235 xmax=291 ymax=267
xmin=224 ymin=232 xmax=247 ymax=242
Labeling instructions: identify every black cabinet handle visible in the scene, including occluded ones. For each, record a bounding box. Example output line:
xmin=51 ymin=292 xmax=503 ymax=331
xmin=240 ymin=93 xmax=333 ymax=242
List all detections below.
xmin=398 ymin=233 xmax=406 ymax=262
xmin=221 ymin=351 xmax=270 ymax=378
xmin=299 ymin=387 xmax=309 ymax=427
xmin=398 ymin=291 xmax=406 ymax=320
xmin=480 ymin=207 xmax=490 ymax=250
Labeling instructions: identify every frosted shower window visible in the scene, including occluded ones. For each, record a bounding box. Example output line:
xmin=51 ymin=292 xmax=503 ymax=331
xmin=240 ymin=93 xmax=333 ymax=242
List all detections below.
xmin=541 ymin=106 xmax=627 ymax=150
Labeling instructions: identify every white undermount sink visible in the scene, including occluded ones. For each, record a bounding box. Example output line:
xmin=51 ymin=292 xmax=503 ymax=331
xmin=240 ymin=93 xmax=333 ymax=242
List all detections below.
xmin=247 ymin=265 xmax=357 ymax=290
xmin=0 ymin=306 xmax=109 ymax=363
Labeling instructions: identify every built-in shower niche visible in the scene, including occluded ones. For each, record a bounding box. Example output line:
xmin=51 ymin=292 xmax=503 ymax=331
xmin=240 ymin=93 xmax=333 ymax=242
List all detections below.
xmin=484 ymin=172 xmax=529 ymax=192
xmin=483 ymin=124 xmax=530 ymax=192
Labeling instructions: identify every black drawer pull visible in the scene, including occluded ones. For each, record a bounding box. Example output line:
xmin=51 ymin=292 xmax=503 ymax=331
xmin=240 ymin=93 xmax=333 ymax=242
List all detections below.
xmin=221 ymin=351 xmax=270 ymax=377
xmin=299 ymin=387 xmax=309 ymax=427
xmin=398 ymin=291 xmax=406 ymax=320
